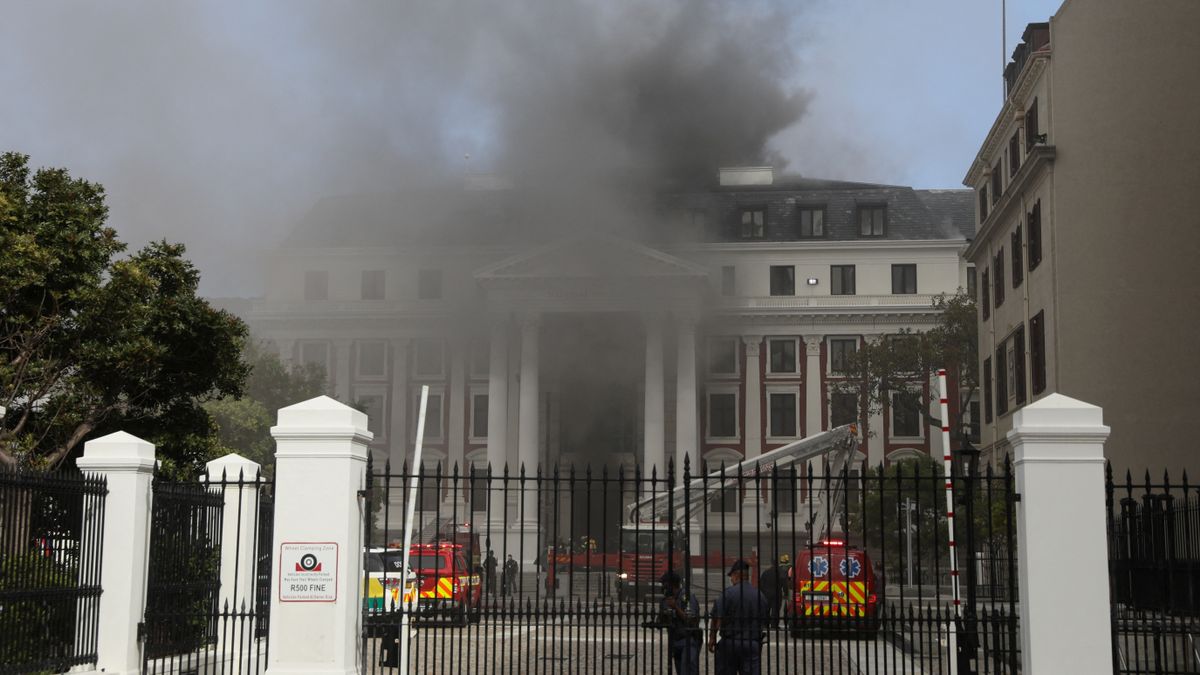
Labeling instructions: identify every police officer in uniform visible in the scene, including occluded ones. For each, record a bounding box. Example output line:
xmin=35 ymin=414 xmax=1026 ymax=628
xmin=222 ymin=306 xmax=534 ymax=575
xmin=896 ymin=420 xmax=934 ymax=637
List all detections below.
xmin=708 ymin=559 xmax=769 ymax=675
xmin=657 ymin=570 xmax=701 ymax=675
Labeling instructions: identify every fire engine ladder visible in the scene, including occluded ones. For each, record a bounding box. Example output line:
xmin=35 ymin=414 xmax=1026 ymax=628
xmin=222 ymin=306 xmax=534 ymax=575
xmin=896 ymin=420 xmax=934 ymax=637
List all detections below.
xmin=624 ymin=424 xmax=860 ymax=543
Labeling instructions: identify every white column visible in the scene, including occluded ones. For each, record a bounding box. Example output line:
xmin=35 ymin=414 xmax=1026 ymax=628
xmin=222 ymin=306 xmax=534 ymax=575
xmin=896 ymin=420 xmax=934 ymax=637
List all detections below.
xmin=1008 ymin=394 xmax=1112 ymax=675
xmin=742 ymin=335 xmax=763 ymax=459
xmin=516 ymin=314 xmax=540 ymax=517
xmin=643 ymin=315 xmax=666 ymax=477
xmin=865 ymin=335 xmax=885 ymax=464
xmin=675 ymin=317 xmax=699 ymax=478
xmin=333 ymin=338 xmax=352 ymax=403
xmin=486 ymin=319 xmax=509 ymax=477
xmin=446 ymin=337 xmax=468 ymax=509
xmin=804 ymin=336 xmax=823 ymax=435
xmin=76 ymin=432 xmax=156 ymax=675
xmin=267 ymin=396 xmax=372 ymax=675
xmin=386 ymin=339 xmax=410 ymax=528
xmin=205 ymin=453 xmax=262 ymax=666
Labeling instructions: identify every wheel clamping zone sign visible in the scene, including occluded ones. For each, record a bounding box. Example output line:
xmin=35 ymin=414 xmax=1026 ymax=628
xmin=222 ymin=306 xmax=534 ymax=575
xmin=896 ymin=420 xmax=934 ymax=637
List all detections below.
xmin=279 ymin=542 xmax=339 ymax=602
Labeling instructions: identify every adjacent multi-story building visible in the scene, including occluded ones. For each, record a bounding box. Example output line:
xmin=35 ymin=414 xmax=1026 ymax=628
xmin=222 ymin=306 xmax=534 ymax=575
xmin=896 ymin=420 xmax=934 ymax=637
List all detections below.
xmin=963 ymin=1 xmax=1200 ymax=474
xmin=246 ymin=166 xmax=973 ymax=545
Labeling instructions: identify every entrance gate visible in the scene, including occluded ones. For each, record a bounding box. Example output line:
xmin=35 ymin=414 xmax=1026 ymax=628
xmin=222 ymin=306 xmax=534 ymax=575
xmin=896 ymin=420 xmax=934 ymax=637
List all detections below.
xmin=360 ymin=453 xmax=1020 ymax=674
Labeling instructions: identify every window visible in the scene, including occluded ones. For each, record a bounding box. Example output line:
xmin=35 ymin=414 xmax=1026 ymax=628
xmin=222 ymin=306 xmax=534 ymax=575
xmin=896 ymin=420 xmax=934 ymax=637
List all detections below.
xmin=995 ymin=345 xmax=1009 ymax=416
xmin=720 ymin=266 xmax=736 ymax=296
xmin=978 ymin=185 xmax=989 ymax=223
xmin=1030 ymin=310 xmax=1046 ymax=395
xmin=967 ymin=401 xmax=982 ymax=443
xmin=1012 ymin=227 xmax=1024 ymax=288
xmin=981 ymin=268 xmax=991 ymax=320
xmin=1009 ymin=131 xmax=1021 ymax=177
xmin=417 ymin=391 xmax=444 ymax=440
xmin=799 ymin=208 xmax=824 ymax=238
xmin=357 ymin=341 xmax=387 ymax=378
xmin=1025 ymin=98 xmax=1040 ymax=152
xmin=739 ymin=207 xmax=766 ymax=239
xmin=858 ymin=206 xmax=885 ymax=236
xmin=707 ymin=338 xmax=738 ymax=376
xmin=967 ymin=266 xmax=977 ymax=299
xmin=831 ymin=392 xmax=858 ymax=427
xmin=413 ymin=338 xmax=445 ymax=377
xmin=891 ymin=391 xmax=922 ymax=438
xmin=688 ymin=208 xmax=709 ymax=238
xmin=769 ymin=266 xmax=795 ymax=296
xmin=773 ymin=467 xmax=797 ymax=514
xmin=829 ymin=338 xmax=857 ymax=374
xmin=990 ymin=163 xmax=1002 ymax=205
xmin=712 ymin=485 xmax=739 ymax=513
xmin=1013 ymin=325 xmax=1027 ymax=405
xmin=1028 ymin=201 xmax=1042 ymax=271
xmin=768 ymin=339 xmax=797 ymax=374
xmin=470 ymin=467 xmax=488 ymax=512
xmin=831 ymin=265 xmax=856 ymax=296
xmin=769 ymin=392 xmax=798 ymax=437
xmin=707 ymin=393 xmax=737 ymax=438
xmin=983 ymin=357 xmax=994 ymax=423
xmin=417 ymin=269 xmax=443 ymax=300
xmin=304 ymin=271 xmax=329 ymax=301
xmin=471 ymin=393 xmax=489 ymax=439
xmin=993 ymin=250 xmax=1005 ymax=307
xmin=299 ymin=341 xmax=330 ymax=374
xmin=891 ymin=264 xmax=917 ymax=294
xmin=359 ymin=393 xmax=385 ymax=438
xmin=361 ymin=270 xmax=385 ymax=300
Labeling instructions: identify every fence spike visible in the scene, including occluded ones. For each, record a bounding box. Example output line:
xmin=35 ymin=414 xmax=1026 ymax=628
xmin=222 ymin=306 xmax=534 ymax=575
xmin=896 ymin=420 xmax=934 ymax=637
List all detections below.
xmin=384 ymin=455 xmax=391 ymax=475
xmin=1163 ymin=468 xmax=1172 ymax=492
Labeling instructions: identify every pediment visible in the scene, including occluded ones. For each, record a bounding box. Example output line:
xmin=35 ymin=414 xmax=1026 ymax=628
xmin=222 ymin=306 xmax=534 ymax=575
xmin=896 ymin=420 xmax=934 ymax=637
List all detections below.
xmin=476 ymin=236 xmax=708 ymax=281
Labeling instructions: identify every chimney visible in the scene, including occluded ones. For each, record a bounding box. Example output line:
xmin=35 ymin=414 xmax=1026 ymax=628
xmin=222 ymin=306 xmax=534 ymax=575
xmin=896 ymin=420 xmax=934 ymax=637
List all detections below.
xmin=718 ymin=166 xmax=774 ymax=187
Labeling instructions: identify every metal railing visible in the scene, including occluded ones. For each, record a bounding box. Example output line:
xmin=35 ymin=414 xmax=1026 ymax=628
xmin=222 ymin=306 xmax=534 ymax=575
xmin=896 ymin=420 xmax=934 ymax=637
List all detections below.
xmin=0 ymin=467 xmax=107 ymax=675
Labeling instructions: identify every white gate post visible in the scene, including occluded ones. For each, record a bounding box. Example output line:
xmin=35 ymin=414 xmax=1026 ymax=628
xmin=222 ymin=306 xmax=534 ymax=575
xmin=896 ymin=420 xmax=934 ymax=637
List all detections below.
xmin=1008 ymin=393 xmax=1113 ymax=674
xmin=205 ymin=453 xmax=263 ymax=665
xmin=76 ymin=431 xmax=156 ymax=675
xmin=266 ymin=396 xmax=372 ymax=675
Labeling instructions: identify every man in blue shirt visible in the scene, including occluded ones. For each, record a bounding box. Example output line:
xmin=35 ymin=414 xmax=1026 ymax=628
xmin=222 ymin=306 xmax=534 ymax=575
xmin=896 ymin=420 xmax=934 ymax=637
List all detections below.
xmin=658 ymin=570 xmax=701 ymax=675
xmin=708 ymin=559 xmax=769 ymax=675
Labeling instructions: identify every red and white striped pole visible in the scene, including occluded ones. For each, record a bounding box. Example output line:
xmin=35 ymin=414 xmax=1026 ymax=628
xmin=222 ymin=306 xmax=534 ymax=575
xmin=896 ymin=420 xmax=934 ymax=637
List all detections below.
xmin=938 ymin=368 xmax=961 ymax=617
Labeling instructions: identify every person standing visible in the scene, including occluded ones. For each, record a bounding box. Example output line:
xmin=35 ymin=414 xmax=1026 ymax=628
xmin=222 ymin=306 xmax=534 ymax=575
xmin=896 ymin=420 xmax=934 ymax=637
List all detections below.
xmin=502 ymin=554 xmax=519 ymax=597
xmin=758 ymin=554 xmax=791 ymax=629
xmin=658 ymin=570 xmax=701 ymax=675
xmin=483 ymin=550 xmax=498 ymax=597
xmin=708 ymin=559 xmax=769 ymax=675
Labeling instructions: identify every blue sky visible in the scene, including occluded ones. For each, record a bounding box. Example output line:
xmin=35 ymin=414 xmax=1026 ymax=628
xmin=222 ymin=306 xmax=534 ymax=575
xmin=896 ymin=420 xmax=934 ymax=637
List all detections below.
xmin=0 ymin=0 xmax=1064 ymax=295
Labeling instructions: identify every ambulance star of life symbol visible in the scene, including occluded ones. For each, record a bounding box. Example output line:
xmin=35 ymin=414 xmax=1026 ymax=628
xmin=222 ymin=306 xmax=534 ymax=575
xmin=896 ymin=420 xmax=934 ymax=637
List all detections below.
xmin=809 ymin=556 xmax=829 ymax=577
xmin=839 ymin=558 xmax=862 ymax=578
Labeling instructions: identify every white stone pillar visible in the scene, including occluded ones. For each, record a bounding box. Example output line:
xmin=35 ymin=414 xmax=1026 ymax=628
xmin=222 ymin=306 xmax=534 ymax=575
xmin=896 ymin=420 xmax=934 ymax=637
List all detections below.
xmin=1008 ymin=394 xmax=1112 ymax=675
xmin=486 ymin=318 xmax=509 ymax=483
xmin=742 ymin=335 xmax=763 ymax=459
xmin=76 ymin=432 xmax=156 ymax=675
xmin=267 ymin=396 xmax=372 ymax=675
xmin=205 ymin=453 xmax=262 ymax=665
xmin=864 ymin=335 xmax=885 ymax=464
xmin=643 ymin=315 xmax=666 ymax=478
xmin=446 ymin=337 xmax=468 ymax=511
xmin=674 ymin=317 xmax=699 ymax=475
xmin=516 ymin=313 xmax=540 ymax=511
xmin=804 ymin=336 xmax=823 ymax=435
xmin=385 ymin=338 xmax=410 ymax=528
xmin=333 ymin=338 xmax=352 ymax=403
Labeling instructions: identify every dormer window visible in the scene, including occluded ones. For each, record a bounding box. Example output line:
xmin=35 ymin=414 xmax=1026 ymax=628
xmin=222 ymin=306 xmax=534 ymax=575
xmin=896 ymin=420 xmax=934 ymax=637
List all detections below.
xmin=739 ymin=207 xmax=766 ymax=239
xmin=858 ymin=205 xmax=886 ymax=237
xmin=799 ymin=207 xmax=824 ymax=238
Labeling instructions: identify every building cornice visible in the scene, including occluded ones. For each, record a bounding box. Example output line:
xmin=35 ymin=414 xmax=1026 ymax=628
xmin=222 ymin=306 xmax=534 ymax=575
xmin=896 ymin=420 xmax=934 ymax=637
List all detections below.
xmin=678 ymin=239 xmax=967 ymax=254
xmin=963 ymin=144 xmax=1056 ymax=261
xmin=964 ymin=49 xmax=1052 ymax=187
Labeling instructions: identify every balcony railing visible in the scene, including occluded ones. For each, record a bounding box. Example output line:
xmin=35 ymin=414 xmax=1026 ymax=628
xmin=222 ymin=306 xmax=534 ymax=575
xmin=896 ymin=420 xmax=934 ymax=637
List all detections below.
xmin=716 ymin=294 xmax=939 ymax=310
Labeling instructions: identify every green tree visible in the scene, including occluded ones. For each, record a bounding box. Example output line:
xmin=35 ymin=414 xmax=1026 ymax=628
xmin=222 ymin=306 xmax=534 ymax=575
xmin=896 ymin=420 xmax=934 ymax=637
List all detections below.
xmin=0 ymin=152 xmax=249 ymax=473
xmin=835 ymin=291 xmax=978 ymax=438
xmin=204 ymin=340 xmax=326 ymax=473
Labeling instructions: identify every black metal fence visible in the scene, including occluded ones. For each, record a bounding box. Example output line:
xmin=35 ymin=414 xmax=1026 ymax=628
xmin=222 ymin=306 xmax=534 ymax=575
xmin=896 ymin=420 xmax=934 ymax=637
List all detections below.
xmin=141 ymin=467 xmax=275 ymax=675
xmin=360 ymin=452 xmax=1020 ymax=674
xmin=1109 ymin=466 xmax=1200 ymax=674
xmin=0 ymin=467 xmax=107 ymax=675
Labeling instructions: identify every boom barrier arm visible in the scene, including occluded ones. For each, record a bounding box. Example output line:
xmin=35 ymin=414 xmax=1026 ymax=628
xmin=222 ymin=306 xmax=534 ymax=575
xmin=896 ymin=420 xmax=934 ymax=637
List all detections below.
xmin=625 ymin=425 xmax=860 ymax=542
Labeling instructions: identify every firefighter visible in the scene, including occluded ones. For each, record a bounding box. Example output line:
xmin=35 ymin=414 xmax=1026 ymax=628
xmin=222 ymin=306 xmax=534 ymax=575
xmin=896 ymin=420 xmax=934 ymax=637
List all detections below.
xmin=659 ymin=570 xmax=701 ymax=675
xmin=708 ymin=559 xmax=769 ymax=675
xmin=758 ymin=553 xmax=791 ymax=629
xmin=502 ymin=554 xmax=519 ymax=597
xmin=483 ymin=550 xmax=498 ymax=597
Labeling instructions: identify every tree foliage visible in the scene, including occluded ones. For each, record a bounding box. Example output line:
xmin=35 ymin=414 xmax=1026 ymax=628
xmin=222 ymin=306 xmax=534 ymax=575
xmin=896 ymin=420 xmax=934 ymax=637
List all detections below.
xmin=0 ymin=152 xmax=249 ymax=472
xmin=835 ymin=291 xmax=978 ymax=435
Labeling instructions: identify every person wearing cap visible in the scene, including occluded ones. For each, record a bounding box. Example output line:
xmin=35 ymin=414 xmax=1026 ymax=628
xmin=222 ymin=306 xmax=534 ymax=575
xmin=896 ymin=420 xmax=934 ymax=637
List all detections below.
xmin=658 ymin=569 xmax=701 ymax=675
xmin=708 ymin=559 xmax=769 ymax=675
xmin=758 ymin=553 xmax=791 ymax=629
